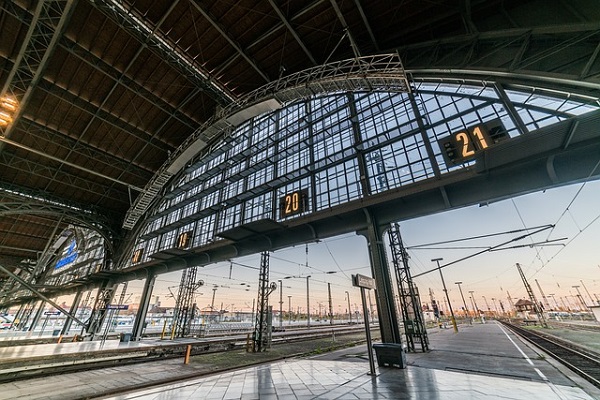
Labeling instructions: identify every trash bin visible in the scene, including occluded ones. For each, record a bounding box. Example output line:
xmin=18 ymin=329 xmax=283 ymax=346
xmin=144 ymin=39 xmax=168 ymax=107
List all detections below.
xmin=372 ymin=343 xmax=407 ymax=369
xmin=119 ymin=332 xmax=132 ymax=343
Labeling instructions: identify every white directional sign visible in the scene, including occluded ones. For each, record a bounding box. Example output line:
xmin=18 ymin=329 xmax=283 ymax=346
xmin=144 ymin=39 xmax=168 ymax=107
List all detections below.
xmin=352 ymin=274 xmax=376 ymax=290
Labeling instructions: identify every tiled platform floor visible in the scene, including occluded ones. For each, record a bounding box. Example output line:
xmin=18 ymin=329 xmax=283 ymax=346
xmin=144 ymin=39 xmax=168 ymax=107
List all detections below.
xmin=100 ymin=322 xmax=598 ymax=400
xmin=101 ymin=357 xmax=595 ymax=400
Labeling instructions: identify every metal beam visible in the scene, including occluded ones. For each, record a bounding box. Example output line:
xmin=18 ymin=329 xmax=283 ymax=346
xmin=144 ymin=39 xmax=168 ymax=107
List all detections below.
xmin=0 ymin=135 xmax=144 ymax=192
xmin=353 ymin=0 xmax=379 ymax=51
xmin=33 ymin=80 xmax=172 ymax=153
xmin=17 ymin=118 xmax=153 ymax=178
xmin=0 ymin=264 xmax=88 ymax=327
xmin=213 ymin=0 xmax=326 ymax=77
xmin=91 ymin=0 xmax=236 ymax=105
xmin=0 ymin=151 xmax=128 ymax=201
xmin=267 ymin=0 xmax=317 ymax=66
xmin=329 ymin=0 xmax=361 ymax=58
xmin=0 ymin=202 xmax=115 ymax=249
xmin=0 ymin=0 xmax=77 ymax=149
xmin=190 ymin=1 xmax=270 ymax=82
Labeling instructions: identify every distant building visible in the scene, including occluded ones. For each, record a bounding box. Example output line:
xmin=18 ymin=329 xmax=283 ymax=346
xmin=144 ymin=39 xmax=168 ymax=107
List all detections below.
xmin=514 ymin=299 xmax=536 ymax=320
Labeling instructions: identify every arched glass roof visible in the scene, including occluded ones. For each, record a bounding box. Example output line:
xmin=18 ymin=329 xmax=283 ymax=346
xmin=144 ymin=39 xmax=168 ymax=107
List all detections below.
xmin=127 ymin=80 xmax=599 ymax=267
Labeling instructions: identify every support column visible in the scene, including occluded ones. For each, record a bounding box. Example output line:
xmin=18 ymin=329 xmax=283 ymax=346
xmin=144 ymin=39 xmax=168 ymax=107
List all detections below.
xmin=132 ymin=273 xmax=156 ymax=340
xmin=12 ymin=302 xmax=26 ymax=329
xmin=253 ymin=251 xmax=272 ymax=352
xmin=388 ymin=223 xmax=429 ymax=352
xmin=61 ymin=290 xmax=83 ymax=335
xmin=87 ymin=281 xmax=118 ymax=339
xmin=358 ymin=210 xmax=401 ymax=344
xmin=27 ymin=301 xmax=45 ymax=332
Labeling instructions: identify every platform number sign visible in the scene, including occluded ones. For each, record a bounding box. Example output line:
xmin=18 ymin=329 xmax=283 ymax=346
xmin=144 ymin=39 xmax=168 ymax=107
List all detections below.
xmin=131 ymin=248 xmax=144 ymax=264
xmin=439 ymin=119 xmax=509 ymax=165
xmin=176 ymin=231 xmax=192 ymax=249
xmin=279 ymin=189 xmax=308 ymax=219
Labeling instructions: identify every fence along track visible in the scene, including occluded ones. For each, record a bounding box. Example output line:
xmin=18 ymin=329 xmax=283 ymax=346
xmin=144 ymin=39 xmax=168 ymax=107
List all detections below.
xmin=500 ymin=321 xmax=600 ymax=388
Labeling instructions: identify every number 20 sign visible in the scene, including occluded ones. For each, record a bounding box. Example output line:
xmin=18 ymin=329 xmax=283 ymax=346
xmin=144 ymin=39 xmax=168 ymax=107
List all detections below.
xmin=279 ymin=189 xmax=309 ymax=219
xmin=438 ymin=119 xmax=508 ymax=165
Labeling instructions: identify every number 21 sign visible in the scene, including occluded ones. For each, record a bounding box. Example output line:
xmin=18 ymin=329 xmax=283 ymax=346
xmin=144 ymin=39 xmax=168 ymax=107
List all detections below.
xmin=438 ymin=119 xmax=508 ymax=165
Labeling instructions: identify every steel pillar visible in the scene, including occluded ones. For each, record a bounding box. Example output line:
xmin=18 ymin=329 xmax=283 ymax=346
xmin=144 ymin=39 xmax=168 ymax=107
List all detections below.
xmin=87 ymin=281 xmax=118 ymax=338
xmin=253 ymin=251 xmax=272 ymax=352
xmin=516 ymin=263 xmax=548 ymax=327
xmin=358 ymin=210 xmax=401 ymax=344
xmin=132 ymin=273 xmax=156 ymax=340
xmin=388 ymin=223 xmax=429 ymax=352
xmin=61 ymin=290 xmax=83 ymax=335
xmin=12 ymin=303 xmax=29 ymax=329
xmin=27 ymin=301 xmax=45 ymax=332
xmin=173 ymin=267 xmax=200 ymax=338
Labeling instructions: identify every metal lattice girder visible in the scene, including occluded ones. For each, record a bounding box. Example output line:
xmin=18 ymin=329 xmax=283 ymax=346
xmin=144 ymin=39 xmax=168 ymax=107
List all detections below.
xmin=516 ymin=263 xmax=548 ymax=328
xmin=123 ymin=53 xmax=410 ymax=229
xmin=1 ymin=2 xmax=203 ymax=134
xmin=0 ymin=0 xmax=77 ymax=142
xmin=399 ymin=24 xmax=600 ymax=93
xmin=388 ymin=223 xmax=429 ymax=352
xmin=90 ymin=0 xmax=236 ymax=106
xmin=87 ymin=281 xmax=118 ymax=336
xmin=0 ymin=149 xmax=133 ymax=201
xmin=34 ymin=80 xmax=172 ymax=157
xmin=16 ymin=118 xmax=153 ymax=180
xmin=253 ymin=251 xmax=271 ymax=352
xmin=172 ymin=267 xmax=201 ymax=338
xmin=0 ymin=182 xmax=119 ymax=246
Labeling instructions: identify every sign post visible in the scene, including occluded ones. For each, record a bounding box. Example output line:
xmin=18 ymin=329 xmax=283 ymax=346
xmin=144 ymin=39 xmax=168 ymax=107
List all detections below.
xmin=352 ymin=274 xmax=377 ymax=375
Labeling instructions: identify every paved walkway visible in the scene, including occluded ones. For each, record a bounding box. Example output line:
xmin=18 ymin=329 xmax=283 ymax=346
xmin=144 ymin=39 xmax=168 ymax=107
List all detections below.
xmin=0 ymin=322 xmax=598 ymax=399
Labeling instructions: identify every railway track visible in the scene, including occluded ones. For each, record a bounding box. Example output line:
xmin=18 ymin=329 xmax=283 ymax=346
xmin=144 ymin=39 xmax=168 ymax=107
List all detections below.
xmin=500 ymin=321 xmax=600 ymax=388
xmin=0 ymin=324 xmax=372 ymax=383
xmin=547 ymin=321 xmax=600 ymax=333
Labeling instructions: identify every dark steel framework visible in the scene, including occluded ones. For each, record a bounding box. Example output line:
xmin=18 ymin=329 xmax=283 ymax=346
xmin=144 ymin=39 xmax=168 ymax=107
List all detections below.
xmin=388 ymin=223 xmax=429 ymax=352
xmin=253 ymin=251 xmax=273 ymax=352
xmin=516 ymin=262 xmax=548 ymax=328
xmin=172 ymin=266 xmax=202 ymax=338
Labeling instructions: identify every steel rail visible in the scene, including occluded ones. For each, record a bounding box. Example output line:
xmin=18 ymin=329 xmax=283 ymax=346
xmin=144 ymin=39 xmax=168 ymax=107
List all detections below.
xmin=0 ymin=324 xmax=373 ymax=383
xmin=500 ymin=321 xmax=600 ymax=388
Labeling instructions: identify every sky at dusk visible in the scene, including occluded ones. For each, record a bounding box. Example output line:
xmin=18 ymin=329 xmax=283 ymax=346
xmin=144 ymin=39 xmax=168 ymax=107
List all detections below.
xmin=113 ymin=178 xmax=600 ymax=316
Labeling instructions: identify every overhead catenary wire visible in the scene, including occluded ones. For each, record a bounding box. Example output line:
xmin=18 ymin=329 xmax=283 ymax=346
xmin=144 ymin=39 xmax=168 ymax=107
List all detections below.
xmin=411 ymin=225 xmax=554 ymax=279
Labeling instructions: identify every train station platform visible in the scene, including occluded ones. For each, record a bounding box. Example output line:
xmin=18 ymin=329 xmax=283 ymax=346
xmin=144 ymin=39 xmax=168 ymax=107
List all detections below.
xmin=1 ymin=321 xmax=598 ymax=399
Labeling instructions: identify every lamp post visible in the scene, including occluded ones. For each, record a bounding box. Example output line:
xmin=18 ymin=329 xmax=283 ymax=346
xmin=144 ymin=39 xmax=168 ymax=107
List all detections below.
xmin=210 ymin=287 xmax=217 ymax=322
xmin=482 ymin=295 xmax=491 ymax=313
xmin=306 ymin=275 xmax=311 ymax=328
xmin=345 ymin=290 xmax=352 ymax=324
xmin=278 ymin=279 xmax=283 ymax=329
xmin=288 ymin=295 xmax=292 ymax=325
xmin=433 ymin=258 xmax=458 ymax=333
xmin=572 ymin=285 xmax=589 ymax=312
xmin=491 ymin=297 xmax=499 ymax=316
xmin=469 ymin=290 xmax=479 ymax=321
xmin=455 ymin=281 xmax=470 ymax=324
xmin=547 ymin=294 xmax=559 ymax=310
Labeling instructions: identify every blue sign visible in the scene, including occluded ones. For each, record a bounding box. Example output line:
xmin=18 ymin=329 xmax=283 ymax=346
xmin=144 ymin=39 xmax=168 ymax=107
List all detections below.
xmin=106 ymin=304 xmax=129 ymax=310
xmin=55 ymin=240 xmax=78 ymax=270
